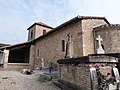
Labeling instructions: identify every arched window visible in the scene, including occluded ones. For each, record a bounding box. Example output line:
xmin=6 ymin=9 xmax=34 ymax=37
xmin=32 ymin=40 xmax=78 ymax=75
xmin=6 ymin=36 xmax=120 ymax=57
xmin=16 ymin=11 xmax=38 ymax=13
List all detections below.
xmin=43 ymin=30 xmax=46 ymax=35
xmin=31 ymin=30 xmax=33 ymax=38
xmin=62 ymin=40 xmax=65 ymax=52
xmin=37 ymin=49 xmax=40 ymax=57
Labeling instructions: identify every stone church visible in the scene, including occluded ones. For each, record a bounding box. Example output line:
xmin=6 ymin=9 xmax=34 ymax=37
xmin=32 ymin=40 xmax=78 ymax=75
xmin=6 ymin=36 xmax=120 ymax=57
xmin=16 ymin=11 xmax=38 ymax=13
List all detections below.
xmin=0 ymin=15 xmax=120 ymax=70
xmin=1 ymin=15 xmax=120 ymax=89
xmin=31 ymin=16 xmax=110 ymax=68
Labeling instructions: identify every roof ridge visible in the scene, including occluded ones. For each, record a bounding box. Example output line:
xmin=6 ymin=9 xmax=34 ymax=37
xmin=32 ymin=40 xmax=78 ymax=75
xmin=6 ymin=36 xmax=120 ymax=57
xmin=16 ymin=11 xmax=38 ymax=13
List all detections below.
xmin=93 ymin=24 xmax=120 ymax=30
xmin=27 ymin=22 xmax=54 ymax=30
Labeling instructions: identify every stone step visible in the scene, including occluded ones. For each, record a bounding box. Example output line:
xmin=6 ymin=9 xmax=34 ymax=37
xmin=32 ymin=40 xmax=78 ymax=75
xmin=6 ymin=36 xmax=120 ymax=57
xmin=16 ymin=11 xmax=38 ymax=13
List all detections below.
xmin=52 ymin=80 xmax=72 ymax=90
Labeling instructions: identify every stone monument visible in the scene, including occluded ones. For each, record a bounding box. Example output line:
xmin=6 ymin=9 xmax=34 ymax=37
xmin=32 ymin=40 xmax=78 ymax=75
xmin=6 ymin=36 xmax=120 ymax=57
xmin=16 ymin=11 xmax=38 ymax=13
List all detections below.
xmin=96 ymin=35 xmax=105 ymax=54
xmin=41 ymin=57 xmax=44 ymax=69
xmin=65 ymin=33 xmax=74 ymax=58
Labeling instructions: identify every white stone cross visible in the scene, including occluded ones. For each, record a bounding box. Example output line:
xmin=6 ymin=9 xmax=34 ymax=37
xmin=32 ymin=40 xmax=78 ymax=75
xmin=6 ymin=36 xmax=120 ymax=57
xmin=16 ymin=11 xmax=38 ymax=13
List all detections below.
xmin=96 ymin=35 xmax=103 ymax=49
xmin=96 ymin=35 xmax=105 ymax=54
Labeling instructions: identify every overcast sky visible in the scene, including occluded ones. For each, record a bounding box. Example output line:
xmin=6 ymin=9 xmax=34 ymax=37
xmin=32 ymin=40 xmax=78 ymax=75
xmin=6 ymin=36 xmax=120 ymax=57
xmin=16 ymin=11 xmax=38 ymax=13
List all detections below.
xmin=0 ymin=0 xmax=120 ymax=44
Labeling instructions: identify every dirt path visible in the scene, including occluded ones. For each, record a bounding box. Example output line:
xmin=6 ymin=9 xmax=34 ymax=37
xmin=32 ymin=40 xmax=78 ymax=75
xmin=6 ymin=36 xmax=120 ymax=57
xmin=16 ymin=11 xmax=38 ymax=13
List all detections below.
xmin=0 ymin=71 xmax=61 ymax=90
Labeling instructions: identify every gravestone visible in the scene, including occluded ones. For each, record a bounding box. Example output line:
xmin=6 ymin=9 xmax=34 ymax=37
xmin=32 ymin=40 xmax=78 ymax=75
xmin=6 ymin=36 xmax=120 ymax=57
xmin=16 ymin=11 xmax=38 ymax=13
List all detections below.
xmin=90 ymin=67 xmax=98 ymax=90
xmin=41 ymin=57 xmax=44 ymax=69
xmin=113 ymin=67 xmax=120 ymax=83
xmin=109 ymin=84 xmax=115 ymax=90
xmin=49 ymin=62 xmax=57 ymax=71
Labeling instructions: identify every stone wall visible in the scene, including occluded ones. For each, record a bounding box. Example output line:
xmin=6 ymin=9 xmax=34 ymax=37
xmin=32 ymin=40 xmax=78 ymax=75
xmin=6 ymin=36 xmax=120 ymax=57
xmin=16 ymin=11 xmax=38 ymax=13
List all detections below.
xmin=34 ymin=18 xmax=108 ymax=68
xmin=28 ymin=26 xmax=36 ymax=41
xmin=58 ymin=55 xmax=118 ymax=90
xmin=35 ymin=25 xmax=51 ymax=39
xmin=34 ymin=20 xmax=83 ymax=68
xmin=94 ymin=25 xmax=120 ymax=53
xmin=28 ymin=24 xmax=51 ymax=41
xmin=82 ymin=19 xmax=107 ymax=56
xmin=60 ymin=64 xmax=91 ymax=90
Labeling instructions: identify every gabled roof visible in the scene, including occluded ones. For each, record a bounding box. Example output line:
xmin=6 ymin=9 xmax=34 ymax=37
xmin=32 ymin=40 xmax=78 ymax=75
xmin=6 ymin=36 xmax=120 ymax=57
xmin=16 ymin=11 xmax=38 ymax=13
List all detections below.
xmin=33 ymin=15 xmax=110 ymax=42
xmin=27 ymin=22 xmax=54 ymax=30
xmin=78 ymin=16 xmax=109 ymax=24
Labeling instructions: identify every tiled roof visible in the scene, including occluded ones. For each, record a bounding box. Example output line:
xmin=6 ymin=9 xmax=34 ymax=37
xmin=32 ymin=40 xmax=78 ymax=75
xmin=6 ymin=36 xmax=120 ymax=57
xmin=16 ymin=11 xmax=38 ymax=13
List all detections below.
xmin=27 ymin=22 xmax=54 ymax=30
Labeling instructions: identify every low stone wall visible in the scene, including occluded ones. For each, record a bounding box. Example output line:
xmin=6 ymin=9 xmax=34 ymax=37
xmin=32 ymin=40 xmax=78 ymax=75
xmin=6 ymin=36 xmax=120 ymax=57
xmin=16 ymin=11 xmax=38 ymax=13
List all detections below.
xmin=57 ymin=55 xmax=118 ymax=90
xmin=60 ymin=63 xmax=91 ymax=90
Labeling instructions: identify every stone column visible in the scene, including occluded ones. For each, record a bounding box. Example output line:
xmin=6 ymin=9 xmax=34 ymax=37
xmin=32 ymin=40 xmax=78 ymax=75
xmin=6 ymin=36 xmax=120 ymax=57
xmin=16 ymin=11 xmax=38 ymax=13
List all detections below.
xmin=29 ymin=45 xmax=35 ymax=68
xmin=3 ymin=49 xmax=9 ymax=68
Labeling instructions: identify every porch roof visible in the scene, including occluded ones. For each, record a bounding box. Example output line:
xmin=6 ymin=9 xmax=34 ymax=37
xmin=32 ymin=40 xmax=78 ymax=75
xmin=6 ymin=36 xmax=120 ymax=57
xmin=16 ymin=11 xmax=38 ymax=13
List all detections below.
xmin=0 ymin=41 xmax=32 ymax=50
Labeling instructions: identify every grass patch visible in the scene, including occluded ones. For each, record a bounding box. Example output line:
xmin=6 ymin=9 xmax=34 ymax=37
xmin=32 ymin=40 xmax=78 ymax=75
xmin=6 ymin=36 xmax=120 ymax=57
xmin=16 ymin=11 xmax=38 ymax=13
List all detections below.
xmin=2 ymin=77 xmax=9 ymax=79
xmin=38 ymin=74 xmax=52 ymax=83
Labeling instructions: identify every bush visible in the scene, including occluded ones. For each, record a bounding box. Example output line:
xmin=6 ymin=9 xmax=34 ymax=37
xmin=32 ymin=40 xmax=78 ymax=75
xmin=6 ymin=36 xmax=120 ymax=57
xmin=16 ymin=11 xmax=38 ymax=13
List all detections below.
xmin=38 ymin=75 xmax=52 ymax=83
xmin=2 ymin=77 xmax=9 ymax=79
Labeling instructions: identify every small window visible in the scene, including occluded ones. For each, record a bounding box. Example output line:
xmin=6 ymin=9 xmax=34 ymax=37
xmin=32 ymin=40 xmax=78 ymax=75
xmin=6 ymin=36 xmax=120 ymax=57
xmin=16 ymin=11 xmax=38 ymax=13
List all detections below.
xmin=31 ymin=30 xmax=33 ymax=38
xmin=43 ymin=30 xmax=46 ymax=35
xmin=37 ymin=49 xmax=40 ymax=57
xmin=62 ymin=40 xmax=65 ymax=52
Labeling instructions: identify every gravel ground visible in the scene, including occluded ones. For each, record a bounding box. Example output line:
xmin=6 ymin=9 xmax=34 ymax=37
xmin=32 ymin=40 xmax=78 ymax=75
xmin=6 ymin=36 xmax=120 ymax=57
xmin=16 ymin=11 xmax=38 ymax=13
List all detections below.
xmin=0 ymin=71 xmax=61 ymax=90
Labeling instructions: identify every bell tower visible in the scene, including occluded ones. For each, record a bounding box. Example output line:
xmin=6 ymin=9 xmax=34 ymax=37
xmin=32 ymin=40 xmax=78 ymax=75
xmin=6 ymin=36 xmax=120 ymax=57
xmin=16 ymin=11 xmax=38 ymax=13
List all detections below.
xmin=27 ymin=22 xmax=53 ymax=41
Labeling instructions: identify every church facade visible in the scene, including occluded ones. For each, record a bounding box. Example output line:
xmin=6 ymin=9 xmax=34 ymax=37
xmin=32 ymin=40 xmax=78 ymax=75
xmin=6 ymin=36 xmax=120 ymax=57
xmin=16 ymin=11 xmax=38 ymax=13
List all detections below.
xmin=32 ymin=16 xmax=109 ymax=68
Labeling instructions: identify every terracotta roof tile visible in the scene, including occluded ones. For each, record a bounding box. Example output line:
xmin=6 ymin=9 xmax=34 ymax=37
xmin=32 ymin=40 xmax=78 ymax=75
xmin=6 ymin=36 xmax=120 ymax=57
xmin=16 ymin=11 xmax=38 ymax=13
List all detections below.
xmin=27 ymin=22 xmax=54 ymax=30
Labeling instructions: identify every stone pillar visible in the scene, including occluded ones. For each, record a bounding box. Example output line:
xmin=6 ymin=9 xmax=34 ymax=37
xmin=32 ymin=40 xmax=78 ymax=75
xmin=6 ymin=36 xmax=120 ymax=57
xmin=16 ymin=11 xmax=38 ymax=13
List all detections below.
xmin=0 ymin=52 xmax=4 ymax=64
xmin=29 ymin=45 xmax=35 ymax=68
xmin=3 ymin=49 xmax=9 ymax=68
